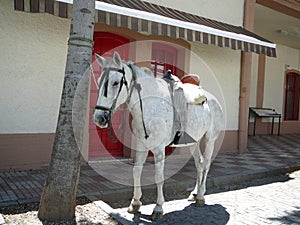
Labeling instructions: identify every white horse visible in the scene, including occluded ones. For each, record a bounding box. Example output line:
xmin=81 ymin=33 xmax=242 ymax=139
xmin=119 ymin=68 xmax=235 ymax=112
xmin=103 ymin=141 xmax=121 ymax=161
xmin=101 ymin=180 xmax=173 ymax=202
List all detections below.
xmin=93 ymin=52 xmax=224 ymax=220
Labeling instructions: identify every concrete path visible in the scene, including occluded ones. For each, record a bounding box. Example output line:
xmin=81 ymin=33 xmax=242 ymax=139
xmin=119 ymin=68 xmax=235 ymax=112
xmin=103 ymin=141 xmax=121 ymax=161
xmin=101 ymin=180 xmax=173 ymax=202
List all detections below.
xmin=106 ymin=170 xmax=300 ymax=224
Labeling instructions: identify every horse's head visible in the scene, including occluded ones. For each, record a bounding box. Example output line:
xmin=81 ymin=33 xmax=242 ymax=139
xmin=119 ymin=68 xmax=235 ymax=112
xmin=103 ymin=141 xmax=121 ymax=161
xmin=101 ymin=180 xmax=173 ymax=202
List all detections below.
xmin=93 ymin=51 xmax=131 ymax=128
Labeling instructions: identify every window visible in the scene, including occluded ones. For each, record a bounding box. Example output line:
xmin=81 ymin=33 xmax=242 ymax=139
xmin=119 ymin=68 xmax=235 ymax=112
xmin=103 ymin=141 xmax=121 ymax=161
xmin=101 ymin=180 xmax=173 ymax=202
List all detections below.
xmin=284 ymin=72 xmax=300 ymax=120
xmin=151 ymin=43 xmax=178 ymax=78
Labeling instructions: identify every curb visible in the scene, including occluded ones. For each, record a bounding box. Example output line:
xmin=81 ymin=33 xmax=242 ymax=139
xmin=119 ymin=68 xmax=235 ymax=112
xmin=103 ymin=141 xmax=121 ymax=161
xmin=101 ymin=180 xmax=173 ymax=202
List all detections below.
xmin=87 ymin=164 xmax=300 ymax=204
xmin=0 ymin=198 xmax=40 ymax=208
xmin=1 ymin=164 xmax=299 ymax=208
xmin=210 ymin=164 xmax=300 ymax=189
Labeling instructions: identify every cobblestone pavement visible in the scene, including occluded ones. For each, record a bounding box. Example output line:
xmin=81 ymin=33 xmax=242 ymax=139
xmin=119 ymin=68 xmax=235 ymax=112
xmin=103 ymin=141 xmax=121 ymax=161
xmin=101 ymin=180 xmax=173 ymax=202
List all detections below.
xmin=108 ymin=170 xmax=300 ymax=225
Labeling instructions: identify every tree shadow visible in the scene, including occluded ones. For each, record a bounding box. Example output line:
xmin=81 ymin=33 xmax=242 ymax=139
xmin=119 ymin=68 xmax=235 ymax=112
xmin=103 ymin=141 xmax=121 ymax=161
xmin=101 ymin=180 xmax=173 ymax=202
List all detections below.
xmin=111 ymin=203 xmax=229 ymax=225
xmin=268 ymin=207 xmax=300 ymax=225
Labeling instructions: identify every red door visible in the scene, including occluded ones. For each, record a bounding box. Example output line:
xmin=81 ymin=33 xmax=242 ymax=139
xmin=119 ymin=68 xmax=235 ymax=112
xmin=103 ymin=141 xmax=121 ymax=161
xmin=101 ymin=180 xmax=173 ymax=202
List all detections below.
xmin=284 ymin=73 xmax=300 ymax=120
xmin=89 ymin=32 xmax=130 ymax=158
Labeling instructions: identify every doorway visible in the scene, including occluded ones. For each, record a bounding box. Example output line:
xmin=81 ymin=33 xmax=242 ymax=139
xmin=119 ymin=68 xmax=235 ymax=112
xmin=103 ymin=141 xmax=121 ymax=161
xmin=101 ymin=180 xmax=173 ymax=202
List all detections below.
xmin=89 ymin=32 xmax=130 ymax=158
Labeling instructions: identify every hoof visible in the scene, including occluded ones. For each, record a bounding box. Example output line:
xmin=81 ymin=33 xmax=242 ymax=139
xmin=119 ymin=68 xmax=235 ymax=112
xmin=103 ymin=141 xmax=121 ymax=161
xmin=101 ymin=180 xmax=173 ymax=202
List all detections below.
xmin=188 ymin=193 xmax=197 ymax=201
xmin=127 ymin=204 xmax=141 ymax=214
xmin=151 ymin=211 xmax=163 ymax=220
xmin=195 ymin=198 xmax=205 ymax=206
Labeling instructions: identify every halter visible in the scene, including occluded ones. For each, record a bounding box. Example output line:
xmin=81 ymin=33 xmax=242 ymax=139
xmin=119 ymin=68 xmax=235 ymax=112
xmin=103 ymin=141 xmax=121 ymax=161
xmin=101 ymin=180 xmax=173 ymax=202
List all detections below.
xmin=95 ymin=64 xmax=149 ymax=140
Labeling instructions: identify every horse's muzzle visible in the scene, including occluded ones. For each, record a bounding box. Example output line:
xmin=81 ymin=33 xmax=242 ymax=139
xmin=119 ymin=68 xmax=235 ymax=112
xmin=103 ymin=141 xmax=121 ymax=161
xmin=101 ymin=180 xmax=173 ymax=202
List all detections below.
xmin=93 ymin=110 xmax=109 ymax=128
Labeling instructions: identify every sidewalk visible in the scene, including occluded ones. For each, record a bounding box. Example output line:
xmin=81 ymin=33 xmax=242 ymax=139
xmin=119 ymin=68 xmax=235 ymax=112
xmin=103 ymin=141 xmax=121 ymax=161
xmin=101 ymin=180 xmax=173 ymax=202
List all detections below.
xmin=0 ymin=134 xmax=300 ymax=208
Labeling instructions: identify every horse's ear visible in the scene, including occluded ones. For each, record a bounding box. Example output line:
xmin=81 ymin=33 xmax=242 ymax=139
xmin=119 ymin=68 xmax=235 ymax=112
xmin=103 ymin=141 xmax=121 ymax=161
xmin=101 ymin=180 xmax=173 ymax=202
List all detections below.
xmin=113 ymin=51 xmax=122 ymax=67
xmin=95 ymin=53 xmax=105 ymax=67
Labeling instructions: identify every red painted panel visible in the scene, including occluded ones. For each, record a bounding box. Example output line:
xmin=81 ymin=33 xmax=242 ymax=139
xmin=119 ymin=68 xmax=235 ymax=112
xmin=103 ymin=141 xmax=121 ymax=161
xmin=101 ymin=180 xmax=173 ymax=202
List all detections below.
xmin=150 ymin=42 xmax=179 ymax=155
xmin=89 ymin=32 xmax=130 ymax=158
xmin=151 ymin=43 xmax=178 ymax=78
xmin=284 ymin=73 xmax=300 ymax=121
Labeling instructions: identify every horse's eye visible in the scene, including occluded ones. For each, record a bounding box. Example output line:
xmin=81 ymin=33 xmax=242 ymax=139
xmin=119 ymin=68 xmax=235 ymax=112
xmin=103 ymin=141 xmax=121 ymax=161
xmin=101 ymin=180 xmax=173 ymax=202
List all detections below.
xmin=112 ymin=81 xmax=119 ymax=86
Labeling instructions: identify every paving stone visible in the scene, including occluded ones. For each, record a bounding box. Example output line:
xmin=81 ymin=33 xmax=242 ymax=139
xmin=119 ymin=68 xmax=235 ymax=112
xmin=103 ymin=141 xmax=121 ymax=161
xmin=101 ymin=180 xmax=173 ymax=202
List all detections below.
xmin=0 ymin=200 xmax=18 ymax=208
xmin=0 ymin=134 xmax=300 ymax=213
xmin=93 ymin=170 xmax=300 ymax=225
xmin=0 ymin=213 xmax=5 ymax=225
xmin=18 ymin=197 xmax=40 ymax=205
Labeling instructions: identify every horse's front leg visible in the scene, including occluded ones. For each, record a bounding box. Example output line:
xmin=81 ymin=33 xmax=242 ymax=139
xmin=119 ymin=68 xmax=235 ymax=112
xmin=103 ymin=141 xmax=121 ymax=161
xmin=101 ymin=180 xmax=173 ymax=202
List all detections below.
xmin=151 ymin=147 xmax=165 ymax=220
xmin=128 ymin=150 xmax=148 ymax=214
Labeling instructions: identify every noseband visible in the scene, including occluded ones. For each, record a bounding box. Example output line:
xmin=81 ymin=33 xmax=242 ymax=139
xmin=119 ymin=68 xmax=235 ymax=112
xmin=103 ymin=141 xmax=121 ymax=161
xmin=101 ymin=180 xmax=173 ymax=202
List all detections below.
xmin=95 ymin=64 xmax=149 ymax=139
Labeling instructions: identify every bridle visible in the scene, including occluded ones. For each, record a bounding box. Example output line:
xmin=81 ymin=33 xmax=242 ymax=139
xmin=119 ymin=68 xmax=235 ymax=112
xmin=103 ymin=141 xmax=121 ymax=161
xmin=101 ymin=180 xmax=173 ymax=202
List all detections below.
xmin=94 ymin=63 xmax=149 ymax=140
xmin=95 ymin=66 xmax=128 ymax=113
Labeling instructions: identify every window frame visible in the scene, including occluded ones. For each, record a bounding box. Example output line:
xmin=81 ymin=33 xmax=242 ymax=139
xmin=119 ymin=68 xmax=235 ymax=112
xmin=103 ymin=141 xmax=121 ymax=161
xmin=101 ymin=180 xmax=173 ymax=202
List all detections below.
xmin=151 ymin=42 xmax=178 ymax=78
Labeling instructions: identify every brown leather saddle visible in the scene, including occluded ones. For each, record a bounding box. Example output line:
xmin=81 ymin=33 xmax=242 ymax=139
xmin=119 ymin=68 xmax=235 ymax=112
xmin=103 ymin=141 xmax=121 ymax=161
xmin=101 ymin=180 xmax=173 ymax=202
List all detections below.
xmin=181 ymin=74 xmax=200 ymax=86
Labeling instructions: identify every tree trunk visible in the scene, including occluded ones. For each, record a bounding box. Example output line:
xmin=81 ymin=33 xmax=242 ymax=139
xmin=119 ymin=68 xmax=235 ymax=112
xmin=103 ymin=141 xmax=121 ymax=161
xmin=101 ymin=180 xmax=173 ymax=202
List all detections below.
xmin=38 ymin=0 xmax=95 ymax=221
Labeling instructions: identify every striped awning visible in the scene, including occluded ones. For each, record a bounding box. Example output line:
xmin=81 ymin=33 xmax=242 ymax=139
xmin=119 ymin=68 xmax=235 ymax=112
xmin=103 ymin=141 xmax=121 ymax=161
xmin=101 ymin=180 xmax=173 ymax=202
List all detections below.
xmin=14 ymin=0 xmax=276 ymax=57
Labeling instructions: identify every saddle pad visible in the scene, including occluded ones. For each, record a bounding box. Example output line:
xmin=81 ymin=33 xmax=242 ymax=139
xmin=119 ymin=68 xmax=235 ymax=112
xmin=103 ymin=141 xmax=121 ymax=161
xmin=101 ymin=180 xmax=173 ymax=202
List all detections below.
xmin=182 ymin=83 xmax=207 ymax=105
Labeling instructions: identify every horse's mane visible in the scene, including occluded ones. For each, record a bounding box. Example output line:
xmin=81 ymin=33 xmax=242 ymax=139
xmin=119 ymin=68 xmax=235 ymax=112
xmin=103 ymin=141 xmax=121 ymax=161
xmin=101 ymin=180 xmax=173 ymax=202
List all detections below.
xmin=128 ymin=63 xmax=154 ymax=79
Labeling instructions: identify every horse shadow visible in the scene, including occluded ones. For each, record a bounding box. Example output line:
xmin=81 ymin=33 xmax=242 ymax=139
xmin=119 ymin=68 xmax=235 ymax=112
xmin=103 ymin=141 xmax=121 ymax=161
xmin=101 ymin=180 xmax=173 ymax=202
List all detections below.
xmin=111 ymin=203 xmax=230 ymax=225
xmin=268 ymin=207 xmax=300 ymax=225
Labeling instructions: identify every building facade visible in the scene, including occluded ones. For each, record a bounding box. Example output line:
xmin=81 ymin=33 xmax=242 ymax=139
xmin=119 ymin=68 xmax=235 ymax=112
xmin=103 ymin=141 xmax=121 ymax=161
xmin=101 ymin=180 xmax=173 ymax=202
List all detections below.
xmin=249 ymin=1 xmax=300 ymax=134
xmin=0 ymin=0 xmax=299 ymax=170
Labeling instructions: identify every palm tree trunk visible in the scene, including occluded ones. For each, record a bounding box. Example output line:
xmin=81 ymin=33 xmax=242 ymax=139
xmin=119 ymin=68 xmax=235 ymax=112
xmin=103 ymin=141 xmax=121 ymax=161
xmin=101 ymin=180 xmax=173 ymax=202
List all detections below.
xmin=38 ymin=0 xmax=95 ymax=221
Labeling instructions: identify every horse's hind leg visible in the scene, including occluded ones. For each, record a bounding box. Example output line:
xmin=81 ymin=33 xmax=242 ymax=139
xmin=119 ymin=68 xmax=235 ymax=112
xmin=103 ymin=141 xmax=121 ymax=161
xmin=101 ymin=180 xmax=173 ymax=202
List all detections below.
xmin=197 ymin=135 xmax=216 ymax=205
xmin=188 ymin=136 xmax=216 ymax=205
xmin=128 ymin=150 xmax=148 ymax=214
xmin=151 ymin=146 xmax=165 ymax=220
xmin=188 ymin=143 xmax=204 ymax=203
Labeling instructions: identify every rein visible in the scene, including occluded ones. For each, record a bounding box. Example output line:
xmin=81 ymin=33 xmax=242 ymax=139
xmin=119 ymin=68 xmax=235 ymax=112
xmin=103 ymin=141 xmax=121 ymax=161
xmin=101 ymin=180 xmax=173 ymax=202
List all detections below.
xmin=127 ymin=64 xmax=149 ymax=139
xmin=95 ymin=63 xmax=149 ymax=141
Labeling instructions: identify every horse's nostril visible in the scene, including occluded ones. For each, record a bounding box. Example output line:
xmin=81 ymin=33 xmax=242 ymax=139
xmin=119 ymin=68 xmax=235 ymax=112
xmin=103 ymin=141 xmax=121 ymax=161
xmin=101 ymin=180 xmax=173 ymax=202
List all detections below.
xmin=100 ymin=115 xmax=107 ymax=124
xmin=94 ymin=111 xmax=109 ymax=126
xmin=103 ymin=112 xmax=109 ymax=121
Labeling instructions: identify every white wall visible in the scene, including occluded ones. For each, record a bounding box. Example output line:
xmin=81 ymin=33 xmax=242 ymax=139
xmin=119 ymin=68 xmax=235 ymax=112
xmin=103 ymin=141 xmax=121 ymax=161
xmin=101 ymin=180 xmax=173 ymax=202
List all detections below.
xmin=250 ymin=44 xmax=300 ymax=114
xmin=143 ymin=0 xmax=244 ymax=26
xmin=265 ymin=45 xmax=300 ymax=113
xmin=1 ymin=0 xmax=244 ymax=134
xmin=144 ymin=0 xmax=245 ymax=131
xmin=190 ymin=42 xmax=241 ymax=130
xmin=0 ymin=0 xmax=70 ymax=133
